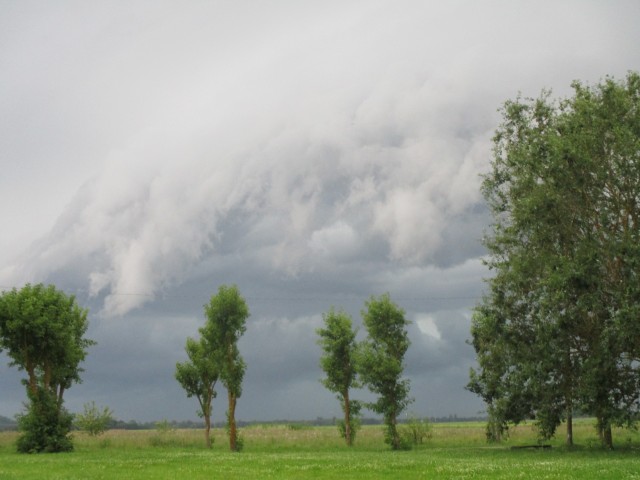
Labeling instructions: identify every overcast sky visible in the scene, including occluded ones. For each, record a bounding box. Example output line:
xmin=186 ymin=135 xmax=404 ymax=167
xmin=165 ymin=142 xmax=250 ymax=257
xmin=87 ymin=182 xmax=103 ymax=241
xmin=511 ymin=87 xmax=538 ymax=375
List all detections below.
xmin=1 ymin=1 xmax=639 ymax=423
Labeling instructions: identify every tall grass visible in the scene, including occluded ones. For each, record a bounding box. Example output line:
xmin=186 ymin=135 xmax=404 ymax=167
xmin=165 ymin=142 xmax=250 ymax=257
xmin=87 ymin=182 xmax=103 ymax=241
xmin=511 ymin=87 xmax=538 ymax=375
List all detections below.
xmin=2 ymin=419 xmax=638 ymax=452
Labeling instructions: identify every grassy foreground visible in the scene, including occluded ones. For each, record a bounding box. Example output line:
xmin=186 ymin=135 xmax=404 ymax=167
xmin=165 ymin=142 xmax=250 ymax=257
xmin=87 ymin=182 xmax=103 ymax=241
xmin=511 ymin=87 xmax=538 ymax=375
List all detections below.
xmin=1 ymin=421 xmax=639 ymax=479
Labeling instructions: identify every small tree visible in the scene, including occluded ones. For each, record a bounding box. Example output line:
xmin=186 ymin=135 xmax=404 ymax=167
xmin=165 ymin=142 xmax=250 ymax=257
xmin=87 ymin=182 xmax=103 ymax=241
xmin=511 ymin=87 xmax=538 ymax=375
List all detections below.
xmin=358 ymin=294 xmax=412 ymax=450
xmin=75 ymin=401 xmax=113 ymax=436
xmin=0 ymin=283 xmax=94 ymax=453
xmin=317 ymin=307 xmax=361 ymax=446
xmin=175 ymin=337 xmax=218 ymax=448
xmin=202 ymin=285 xmax=249 ymax=452
xmin=399 ymin=414 xmax=432 ymax=447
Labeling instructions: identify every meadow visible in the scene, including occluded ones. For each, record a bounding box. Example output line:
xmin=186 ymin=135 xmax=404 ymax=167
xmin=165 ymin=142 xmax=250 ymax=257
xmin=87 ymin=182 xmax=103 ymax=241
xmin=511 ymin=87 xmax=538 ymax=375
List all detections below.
xmin=1 ymin=420 xmax=640 ymax=479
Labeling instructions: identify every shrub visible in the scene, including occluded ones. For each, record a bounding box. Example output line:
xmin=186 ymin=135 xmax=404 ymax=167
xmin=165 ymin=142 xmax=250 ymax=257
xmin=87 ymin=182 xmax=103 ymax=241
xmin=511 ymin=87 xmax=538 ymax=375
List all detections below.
xmin=16 ymin=389 xmax=74 ymax=453
xmin=399 ymin=415 xmax=432 ymax=448
xmin=75 ymin=401 xmax=113 ymax=436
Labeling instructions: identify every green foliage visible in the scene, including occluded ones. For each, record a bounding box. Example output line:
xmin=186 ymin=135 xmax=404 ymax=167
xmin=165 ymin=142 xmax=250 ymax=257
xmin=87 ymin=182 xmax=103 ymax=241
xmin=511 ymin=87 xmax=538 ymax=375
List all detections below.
xmin=16 ymin=388 xmax=74 ymax=453
xmin=317 ymin=308 xmax=358 ymax=393
xmin=0 ymin=283 xmax=94 ymax=454
xmin=175 ymin=337 xmax=218 ymax=420
xmin=202 ymin=285 xmax=249 ymax=397
xmin=358 ymin=294 xmax=412 ymax=450
xmin=317 ymin=307 xmax=361 ymax=446
xmin=75 ymin=401 xmax=113 ymax=436
xmin=0 ymin=284 xmax=94 ymax=396
xmin=399 ymin=415 xmax=432 ymax=448
xmin=484 ymin=404 xmax=508 ymax=443
xmin=202 ymin=284 xmax=250 ymax=452
xmin=336 ymin=400 xmax=362 ymax=443
xmin=469 ymin=72 xmax=640 ymax=449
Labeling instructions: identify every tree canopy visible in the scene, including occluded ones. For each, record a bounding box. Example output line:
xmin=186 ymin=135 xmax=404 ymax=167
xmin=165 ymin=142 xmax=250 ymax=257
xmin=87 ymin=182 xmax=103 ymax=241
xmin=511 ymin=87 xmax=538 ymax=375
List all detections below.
xmin=469 ymin=72 xmax=640 ymax=448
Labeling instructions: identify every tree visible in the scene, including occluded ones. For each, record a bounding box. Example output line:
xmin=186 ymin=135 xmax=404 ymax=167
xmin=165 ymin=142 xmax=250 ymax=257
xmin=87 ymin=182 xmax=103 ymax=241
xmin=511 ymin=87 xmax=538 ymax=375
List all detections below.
xmin=75 ymin=401 xmax=114 ymax=436
xmin=202 ymin=285 xmax=249 ymax=452
xmin=175 ymin=336 xmax=218 ymax=448
xmin=469 ymin=72 xmax=640 ymax=449
xmin=0 ymin=283 xmax=94 ymax=452
xmin=358 ymin=294 xmax=412 ymax=450
xmin=317 ymin=307 xmax=361 ymax=446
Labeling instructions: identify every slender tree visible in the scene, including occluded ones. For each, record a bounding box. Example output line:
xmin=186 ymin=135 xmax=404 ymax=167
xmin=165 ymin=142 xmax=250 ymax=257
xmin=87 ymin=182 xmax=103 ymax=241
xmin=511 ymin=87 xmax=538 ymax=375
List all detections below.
xmin=317 ymin=307 xmax=361 ymax=446
xmin=175 ymin=337 xmax=218 ymax=448
xmin=0 ymin=283 xmax=94 ymax=452
xmin=202 ymin=285 xmax=249 ymax=452
xmin=359 ymin=294 xmax=412 ymax=450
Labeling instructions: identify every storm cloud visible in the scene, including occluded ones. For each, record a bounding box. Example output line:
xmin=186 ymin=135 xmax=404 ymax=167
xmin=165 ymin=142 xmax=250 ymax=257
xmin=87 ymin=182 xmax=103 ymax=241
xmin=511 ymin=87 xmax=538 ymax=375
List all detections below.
xmin=1 ymin=1 xmax=639 ymax=421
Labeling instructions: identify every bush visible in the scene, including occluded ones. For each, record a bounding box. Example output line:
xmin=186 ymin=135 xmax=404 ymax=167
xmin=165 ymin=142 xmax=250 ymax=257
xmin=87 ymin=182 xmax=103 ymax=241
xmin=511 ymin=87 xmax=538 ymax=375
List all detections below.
xmin=399 ymin=415 xmax=432 ymax=448
xmin=75 ymin=401 xmax=113 ymax=436
xmin=16 ymin=389 xmax=74 ymax=453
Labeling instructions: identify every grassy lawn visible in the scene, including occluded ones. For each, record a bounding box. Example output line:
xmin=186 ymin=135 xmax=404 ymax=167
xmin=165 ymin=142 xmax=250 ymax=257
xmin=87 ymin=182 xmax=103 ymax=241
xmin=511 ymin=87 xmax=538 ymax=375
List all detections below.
xmin=1 ymin=422 xmax=639 ymax=479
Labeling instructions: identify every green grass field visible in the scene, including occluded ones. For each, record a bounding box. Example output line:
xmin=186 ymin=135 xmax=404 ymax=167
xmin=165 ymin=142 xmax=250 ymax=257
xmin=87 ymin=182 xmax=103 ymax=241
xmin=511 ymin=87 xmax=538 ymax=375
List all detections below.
xmin=1 ymin=421 xmax=639 ymax=479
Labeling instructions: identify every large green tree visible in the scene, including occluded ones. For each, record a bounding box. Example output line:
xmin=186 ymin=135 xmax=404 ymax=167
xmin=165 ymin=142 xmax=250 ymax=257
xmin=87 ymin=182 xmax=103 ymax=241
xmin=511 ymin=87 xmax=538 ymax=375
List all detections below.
xmin=0 ymin=283 xmax=94 ymax=452
xmin=317 ymin=307 xmax=361 ymax=446
xmin=359 ymin=294 xmax=412 ymax=450
xmin=175 ymin=337 xmax=218 ymax=448
xmin=202 ymin=285 xmax=249 ymax=452
xmin=469 ymin=72 xmax=640 ymax=449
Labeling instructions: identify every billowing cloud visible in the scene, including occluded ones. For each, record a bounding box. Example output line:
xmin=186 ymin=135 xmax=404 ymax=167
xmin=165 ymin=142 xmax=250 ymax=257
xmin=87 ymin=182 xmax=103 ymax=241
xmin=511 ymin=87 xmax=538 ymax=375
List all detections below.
xmin=3 ymin=52 xmax=495 ymax=316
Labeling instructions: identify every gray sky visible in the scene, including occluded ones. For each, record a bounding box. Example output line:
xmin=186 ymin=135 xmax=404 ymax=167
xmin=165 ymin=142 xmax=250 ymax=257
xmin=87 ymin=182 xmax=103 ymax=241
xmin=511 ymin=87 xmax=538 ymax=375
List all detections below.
xmin=1 ymin=0 xmax=639 ymax=422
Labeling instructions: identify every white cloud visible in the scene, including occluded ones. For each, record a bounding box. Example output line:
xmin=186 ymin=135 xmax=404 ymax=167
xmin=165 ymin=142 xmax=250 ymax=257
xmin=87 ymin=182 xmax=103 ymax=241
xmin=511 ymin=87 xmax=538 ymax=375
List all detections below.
xmin=415 ymin=314 xmax=442 ymax=340
xmin=309 ymin=221 xmax=359 ymax=260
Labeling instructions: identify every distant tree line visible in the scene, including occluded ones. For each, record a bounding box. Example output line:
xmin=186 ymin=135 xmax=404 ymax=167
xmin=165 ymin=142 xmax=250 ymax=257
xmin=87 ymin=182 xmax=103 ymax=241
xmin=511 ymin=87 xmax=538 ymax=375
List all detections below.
xmin=468 ymin=72 xmax=640 ymax=449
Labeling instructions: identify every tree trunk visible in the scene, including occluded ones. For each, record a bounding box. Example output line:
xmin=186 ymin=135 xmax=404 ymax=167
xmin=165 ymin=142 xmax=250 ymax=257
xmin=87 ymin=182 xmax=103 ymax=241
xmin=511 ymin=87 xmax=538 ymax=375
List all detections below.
xmin=603 ymin=425 xmax=613 ymax=450
xmin=566 ymin=406 xmax=573 ymax=447
xmin=26 ymin=362 xmax=38 ymax=396
xmin=204 ymin=412 xmax=212 ymax=449
xmin=57 ymin=385 xmax=66 ymax=414
xmin=343 ymin=390 xmax=352 ymax=446
xmin=228 ymin=392 xmax=238 ymax=451
xmin=597 ymin=416 xmax=604 ymax=443
xmin=596 ymin=416 xmax=614 ymax=449
xmin=389 ymin=413 xmax=400 ymax=450
xmin=564 ymin=347 xmax=573 ymax=447
xmin=43 ymin=363 xmax=52 ymax=391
